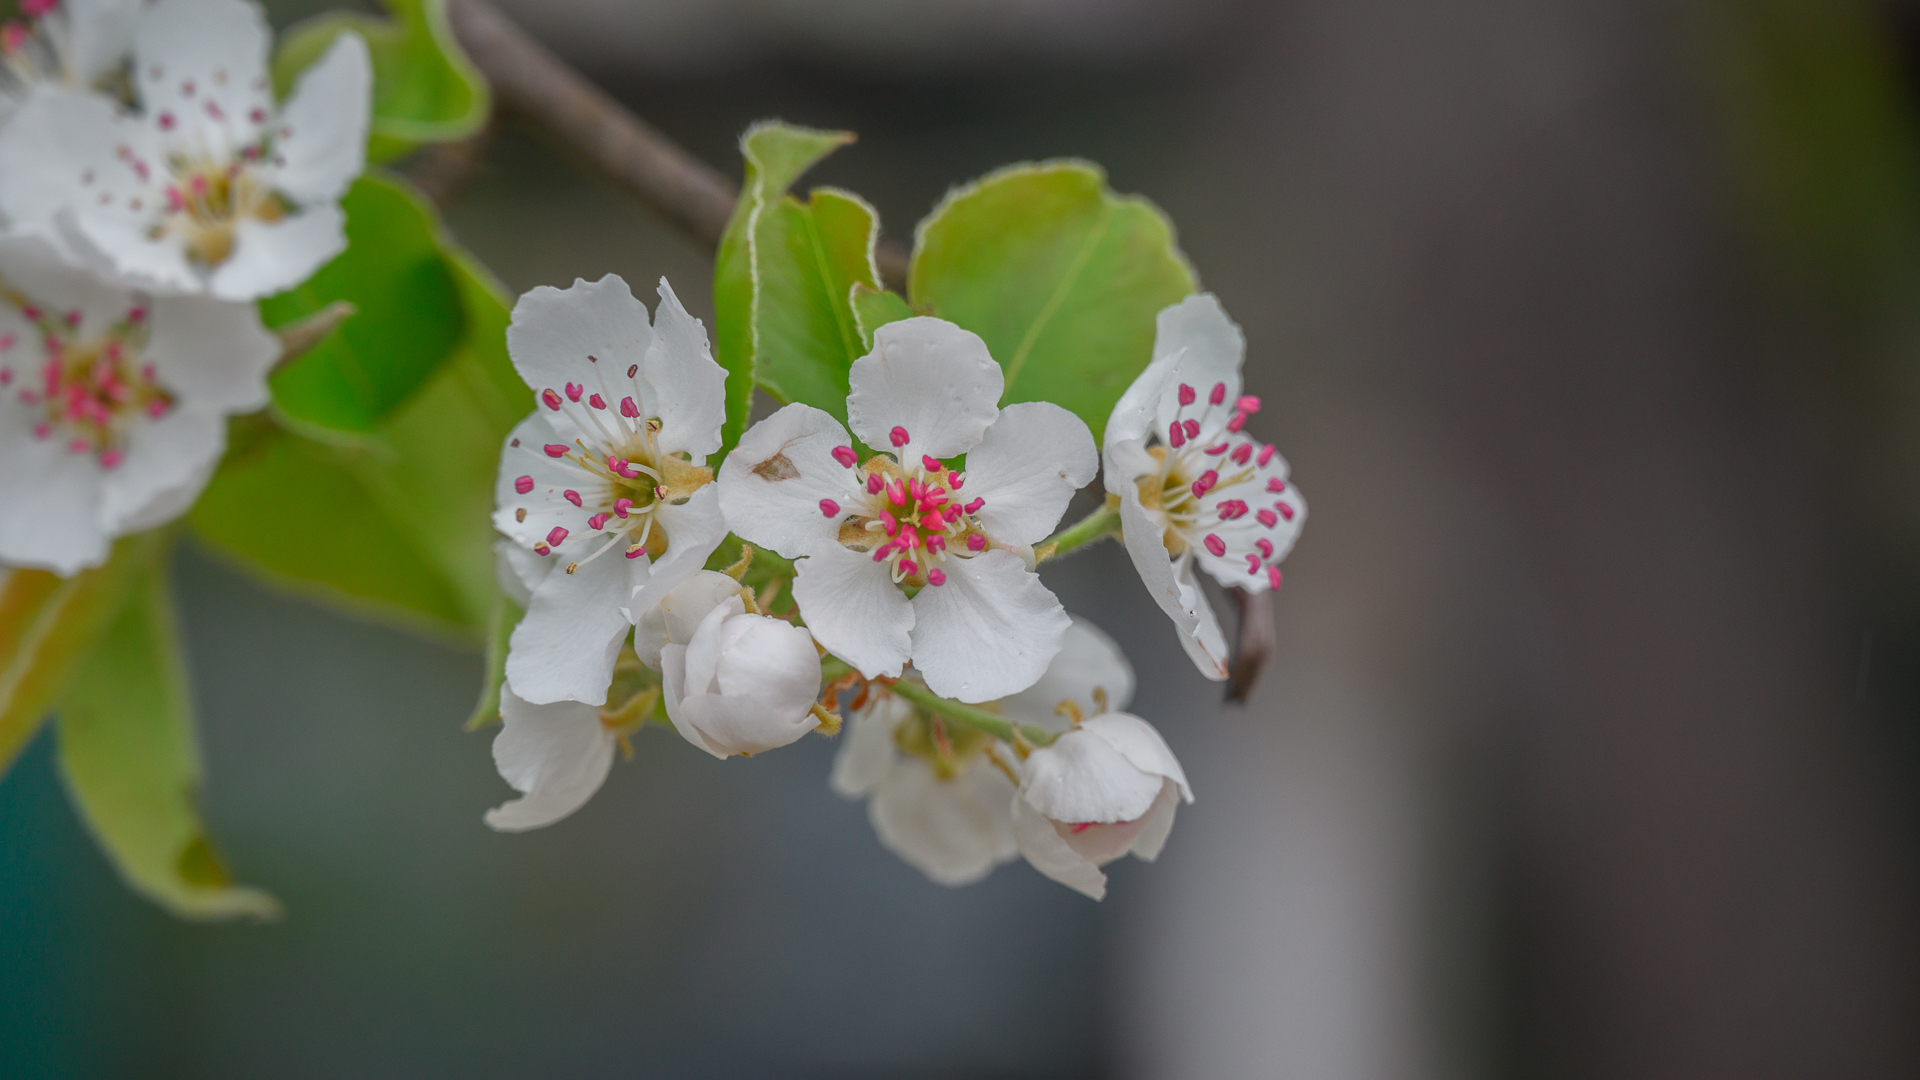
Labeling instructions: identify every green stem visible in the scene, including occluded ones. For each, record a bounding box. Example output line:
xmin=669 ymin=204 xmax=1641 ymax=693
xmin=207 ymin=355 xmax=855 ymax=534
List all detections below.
xmin=1035 ymin=501 xmax=1122 ymax=563
xmin=881 ymin=676 xmax=1056 ymax=747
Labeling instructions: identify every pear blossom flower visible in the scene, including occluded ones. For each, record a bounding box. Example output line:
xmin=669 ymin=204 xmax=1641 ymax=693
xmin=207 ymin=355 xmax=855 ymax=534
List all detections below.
xmin=493 ymin=274 xmax=728 ymax=707
xmin=1104 ymin=294 xmax=1306 ymax=679
xmin=0 ymin=0 xmax=144 ymax=126
xmin=1012 ymin=710 xmax=1191 ymax=901
xmin=717 ymin=317 xmax=1097 ymax=703
xmin=0 ymin=0 xmax=370 ymax=299
xmin=483 ymin=685 xmax=618 ymax=833
xmin=831 ymin=615 xmax=1133 ymax=887
xmin=639 ymin=570 xmax=821 ymax=760
xmin=0 ymin=233 xmax=276 ymax=573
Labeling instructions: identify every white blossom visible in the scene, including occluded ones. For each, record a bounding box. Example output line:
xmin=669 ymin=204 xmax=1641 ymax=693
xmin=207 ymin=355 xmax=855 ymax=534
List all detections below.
xmin=0 ymin=0 xmax=144 ymax=128
xmin=0 ymin=232 xmax=276 ymax=573
xmin=483 ymin=684 xmax=617 ymax=833
xmin=1104 ymin=294 xmax=1306 ymax=679
xmin=1012 ymin=710 xmax=1191 ymax=901
xmin=0 ymin=0 xmax=370 ymax=299
xmin=493 ymin=274 xmax=728 ymax=707
xmin=831 ymin=616 xmax=1133 ymax=887
xmin=650 ymin=574 xmax=820 ymax=760
xmin=718 ymin=316 xmax=1097 ymax=703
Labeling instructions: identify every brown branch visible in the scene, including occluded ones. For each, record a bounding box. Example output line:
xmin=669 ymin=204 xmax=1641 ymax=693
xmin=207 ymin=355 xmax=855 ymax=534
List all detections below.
xmin=441 ymin=0 xmax=909 ymax=286
xmin=1225 ymin=587 xmax=1274 ymax=704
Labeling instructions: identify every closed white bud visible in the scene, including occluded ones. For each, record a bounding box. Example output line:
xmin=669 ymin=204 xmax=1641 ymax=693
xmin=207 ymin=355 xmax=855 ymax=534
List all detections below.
xmin=654 ymin=573 xmax=821 ymax=759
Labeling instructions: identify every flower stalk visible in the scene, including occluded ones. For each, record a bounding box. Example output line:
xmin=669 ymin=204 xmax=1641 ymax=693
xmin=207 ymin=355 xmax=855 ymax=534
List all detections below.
xmin=1035 ymin=499 xmax=1122 ymax=564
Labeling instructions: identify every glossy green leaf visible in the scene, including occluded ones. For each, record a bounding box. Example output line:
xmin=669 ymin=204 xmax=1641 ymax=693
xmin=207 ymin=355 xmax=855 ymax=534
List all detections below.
xmin=909 ymin=161 xmax=1197 ymax=441
xmin=714 ymin=123 xmax=872 ymax=447
xmin=0 ymin=532 xmax=165 ymax=780
xmin=272 ymin=0 xmax=489 ymax=164
xmin=57 ymin=564 xmax=278 ymax=920
xmin=850 ymin=282 xmax=913 ymax=351
xmin=262 ymin=176 xmax=466 ymax=436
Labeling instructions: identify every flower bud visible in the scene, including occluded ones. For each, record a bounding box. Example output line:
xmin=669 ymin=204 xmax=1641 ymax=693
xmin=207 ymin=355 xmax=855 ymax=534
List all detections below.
xmin=654 ymin=577 xmax=821 ymax=759
xmin=1011 ymin=714 xmax=1193 ymax=900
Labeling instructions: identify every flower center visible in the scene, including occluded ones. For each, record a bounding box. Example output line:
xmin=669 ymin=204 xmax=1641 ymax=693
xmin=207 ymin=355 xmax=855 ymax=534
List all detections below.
xmin=823 ymin=425 xmax=991 ymax=589
xmin=153 ymin=154 xmax=285 ymax=269
xmin=0 ymin=296 xmax=168 ymax=469
xmin=508 ymin=366 xmax=715 ymax=575
xmin=1137 ymin=381 xmax=1293 ymax=590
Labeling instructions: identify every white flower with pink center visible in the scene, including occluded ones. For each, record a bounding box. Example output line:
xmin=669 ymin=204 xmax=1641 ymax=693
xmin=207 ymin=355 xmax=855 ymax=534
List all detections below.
xmin=493 ymin=274 xmax=729 ymax=708
xmin=1104 ymin=294 xmax=1307 ymax=679
xmin=0 ymin=0 xmax=369 ymax=299
xmin=0 ymin=0 xmax=143 ymax=126
xmin=831 ymin=615 xmax=1134 ymax=887
xmin=0 ymin=233 xmax=277 ymax=573
xmin=1012 ymin=709 xmax=1191 ymax=901
xmin=717 ymin=316 xmax=1098 ymax=704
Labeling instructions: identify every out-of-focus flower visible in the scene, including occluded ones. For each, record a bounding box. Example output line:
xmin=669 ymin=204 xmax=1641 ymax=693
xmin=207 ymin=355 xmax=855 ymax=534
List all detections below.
xmin=1104 ymin=293 xmax=1305 ymax=679
xmin=650 ymin=571 xmax=821 ymax=760
xmin=718 ymin=316 xmax=1096 ymax=703
xmin=831 ymin=616 xmax=1134 ymax=887
xmin=1012 ymin=710 xmax=1191 ymax=901
xmin=0 ymin=233 xmax=275 ymax=573
xmin=493 ymin=274 xmax=728 ymax=707
xmin=0 ymin=0 xmax=144 ymax=127
xmin=0 ymin=0 xmax=369 ymax=299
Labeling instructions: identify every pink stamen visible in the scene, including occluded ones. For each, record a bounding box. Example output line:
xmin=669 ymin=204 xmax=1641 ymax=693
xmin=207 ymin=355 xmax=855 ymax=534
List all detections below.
xmin=866 ymin=473 xmax=884 ymax=495
xmin=1204 ymin=443 xmax=1229 ymax=456
xmin=872 ymin=544 xmax=893 ymax=562
xmin=947 ymin=470 xmax=963 ymax=489
xmin=881 ymin=511 xmax=899 ymax=535
xmin=1236 ymin=395 xmax=1261 ymax=414
xmin=1230 ymin=443 xmax=1252 ymax=465
xmin=588 ymin=513 xmax=610 ymax=530
xmin=563 ymin=490 xmax=582 ymax=507
xmin=964 ymin=497 xmax=985 ymax=514
xmin=1183 ymin=419 xmax=1200 ymax=440
xmin=1268 ymin=566 xmax=1284 ymax=590
xmin=820 ymin=498 xmax=840 ymax=518
xmin=158 ymin=111 xmax=175 ymax=131
xmin=625 ymin=546 xmax=644 ymax=560
xmin=831 ymin=446 xmax=858 ymax=468
xmin=1226 ymin=413 xmax=1247 ymax=434
xmin=1 ymin=24 xmax=26 ymax=55
xmin=1191 ymin=470 xmax=1218 ymax=497
xmin=1266 ymin=477 xmax=1287 ymax=493
xmin=898 ymin=559 xmax=918 ymax=577
xmin=614 ymin=497 xmax=634 ymax=518
xmin=925 ymin=534 xmax=946 ymax=554
xmin=889 ymin=425 xmax=910 ymax=448
xmin=565 ymin=382 xmax=583 ymax=402
xmin=1256 ymin=538 xmax=1274 ymax=558
xmin=1168 ymin=423 xmax=1186 ymax=449
xmin=546 ymin=527 xmax=569 ymax=547
xmin=534 ymin=542 xmax=551 ymax=555
xmin=588 ymin=393 xmax=606 ymax=409
xmin=620 ymin=396 xmax=640 ymax=418
xmin=1245 ymin=554 xmax=1262 ymax=574
xmin=99 ymin=448 xmax=122 ymax=469
xmin=1178 ymin=384 xmax=1196 ymax=406
xmin=33 ymin=422 xmax=50 ymax=439
xmin=1204 ymin=534 xmax=1226 ymax=557
xmin=543 ymin=444 xmax=569 ymax=458
xmin=921 ymin=454 xmax=943 ymax=473
xmin=1278 ymin=503 xmax=1295 ymax=521
xmin=966 ymin=534 xmax=988 ymax=552
xmin=542 ymin=389 xmax=562 ymax=410
xmin=1257 ymin=509 xmax=1278 ymax=528
xmin=886 ymin=478 xmax=906 ymax=506
xmin=1258 ymin=445 xmax=1276 ymax=467
xmin=927 ymin=568 xmax=947 ymax=586
xmin=514 ymin=475 xmax=534 ymax=494
xmin=1210 ymin=383 xmax=1227 ymax=405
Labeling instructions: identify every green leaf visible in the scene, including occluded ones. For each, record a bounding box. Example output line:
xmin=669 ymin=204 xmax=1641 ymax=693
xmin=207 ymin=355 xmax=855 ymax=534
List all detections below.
xmin=261 ymin=175 xmax=466 ymax=436
xmin=272 ymin=0 xmax=489 ymax=165
xmin=850 ymin=282 xmax=913 ymax=352
xmin=909 ymin=161 xmax=1197 ymax=442
xmin=714 ymin=123 xmax=876 ymax=447
xmin=56 ymin=563 xmax=279 ymax=920
xmin=464 ymin=594 xmax=521 ymax=731
xmin=0 ymin=532 xmax=166 ymax=780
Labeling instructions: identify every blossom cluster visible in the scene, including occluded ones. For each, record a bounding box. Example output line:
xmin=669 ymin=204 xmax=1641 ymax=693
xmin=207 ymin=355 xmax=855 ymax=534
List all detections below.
xmin=0 ymin=0 xmax=369 ymax=572
xmin=483 ymin=275 xmax=1305 ymax=899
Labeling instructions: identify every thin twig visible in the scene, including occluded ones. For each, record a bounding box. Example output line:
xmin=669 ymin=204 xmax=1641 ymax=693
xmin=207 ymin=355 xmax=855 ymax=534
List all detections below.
xmin=1226 ymin=587 xmax=1274 ymax=703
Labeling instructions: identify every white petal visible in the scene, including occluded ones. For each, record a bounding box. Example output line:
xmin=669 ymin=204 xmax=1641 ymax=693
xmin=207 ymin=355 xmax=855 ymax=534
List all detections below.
xmin=1104 ymin=344 xmax=1180 ymax=460
xmin=134 ymin=0 xmax=272 ymax=151
xmin=1125 ymin=779 xmax=1183 ymax=862
xmin=871 ymin=758 xmax=1018 ymax=887
xmin=60 ymin=0 xmax=142 ymax=87
xmin=1011 ymin=793 xmax=1107 ymax=901
xmin=847 ymin=317 xmax=1003 ymax=460
xmin=632 ymin=569 xmax=742 ymax=669
xmin=1082 ymin=713 xmax=1192 ymax=802
xmin=626 ymin=483 xmax=727 ymax=620
xmin=505 ymin=275 xmax=654 ymax=420
xmin=1151 ymin=293 xmax=1243 ymax=441
xmin=676 ymin=690 xmax=818 ymax=759
xmin=961 ymin=402 xmax=1097 ymax=546
xmin=666 ymin=606 xmax=820 ymax=758
xmin=1116 ymin=480 xmax=1229 ymax=680
xmin=98 ymin=405 xmax=224 ymax=534
xmin=998 ymin=615 xmax=1135 ymax=726
xmin=659 ymin=642 xmax=725 ymax=759
xmin=0 ymin=416 xmax=108 ymax=574
xmin=0 ymin=234 xmax=133 ymax=338
xmin=791 ymin=538 xmax=912 ymax=680
xmin=678 ymin=594 xmax=745 ymax=697
xmin=143 ymin=293 xmax=280 ymax=412
xmin=908 ymin=548 xmax=1068 ymax=703
xmin=271 ymin=32 xmax=370 ymax=205
xmin=493 ymin=537 xmax=548 ymax=608
xmin=644 ymin=278 xmax=726 ymax=461
xmin=483 ymin=686 xmax=614 ymax=832
xmin=829 ymin=692 xmax=912 ymax=798
xmin=716 ymin=403 xmax=865 ymax=560
xmin=207 ymin=206 xmax=346 ymax=301
xmin=490 ymin=412 xmax=603 ymax=548
xmin=1019 ymin=726 xmax=1164 ymax=825
xmin=504 ymin=549 xmax=634 ymax=706
xmin=712 ymin=614 xmax=821 ymax=713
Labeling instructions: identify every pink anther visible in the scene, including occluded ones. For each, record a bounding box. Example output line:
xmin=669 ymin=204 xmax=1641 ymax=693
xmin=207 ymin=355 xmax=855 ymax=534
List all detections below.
xmin=947 ymin=470 xmax=963 ymax=489
xmin=899 ymin=559 xmax=919 ymax=577
xmin=1245 ymin=553 xmax=1261 ymax=574
xmin=964 ymin=497 xmax=985 ymax=514
xmin=866 ymin=473 xmax=884 ymax=494
xmin=1277 ymin=503 xmax=1295 ymax=521
xmin=620 ymin=396 xmax=640 ymax=418
xmin=1226 ymin=413 xmax=1246 ymax=433
xmin=1209 ymin=383 xmax=1227 ymax=405
xmin=966 ymin=534 xmax=988 ymax=552
xmin=534 ymin=542 xmax=550 ymax=556
xmin=1204 ymin=534 xmax=1226 ymax=557
xmin=546 ymin=527 xmax=569 ymax=546
xmin=1183 ymin=419 xmax=1200 ymax=440
xmin=1168 ymin=423 xmax=1186 ymax=449
xmin=1236 ymin=395 xmax=1261 ymax=414
xmin=1267 ymin=566 xmax=1284 ymax=590
xmin=564 ymin=490 xmax=582 ymax=507
xmin=587 ymin=513 xmax=610 ymax=530
xmin=1178 ymin=384 xmax=1196 ymax=406
xmin=543 ymin=444 xmax=569 ymax=458
xmin=514 ymin=475 xmax=534 ymax=495
xmin=831 ymin=445 xmax=858 ymax=468
xmin=1256 ymin=538 xmax=1274 ymax=558
xmin=542 ymin=389 xmax=562 ymax=410
xmin=613 ymin=497 xmax=634 ymax=518
xmin=1257 ymin=445 xmax=1276 ymax=467
xmin=1191 ymin=470 xmax=1218 ymax=497
xmin=820 ymin=498 xmax=841 ymax=518
xmin=890 ymin=426 xmax=910 ymax=448
xmin=927 ymin=568 xmax=947 ymax=586
xmin=1256 ymin=508 xmax=1278 ymax=528
xmin=588 ymin=393 xmax=606 ymax=410
xmin=1230 ymin=444 xmax=1252 ymax=465
xmin=99 ymin=448 xmax=122 ymax=469
xmin=1204 ymin=443 xmax=1229 ymax=455
xmin=565 ymin=383 xmax=583 ymax=402
xmin=922 ymin=454 xmax=944 ymax=473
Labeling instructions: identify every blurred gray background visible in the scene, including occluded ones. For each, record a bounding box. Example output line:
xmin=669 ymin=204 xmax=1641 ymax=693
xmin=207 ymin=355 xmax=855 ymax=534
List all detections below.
xmin=6 ymin=0 xmax=1920 ymax=1076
